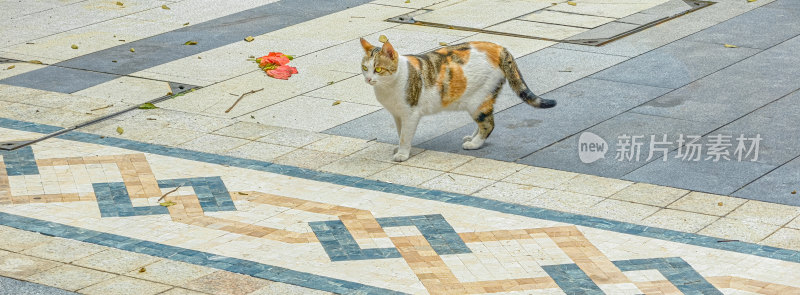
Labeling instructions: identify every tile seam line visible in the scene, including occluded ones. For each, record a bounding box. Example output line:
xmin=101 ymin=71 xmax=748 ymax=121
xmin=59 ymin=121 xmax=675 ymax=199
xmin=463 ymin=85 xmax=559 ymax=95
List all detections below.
xmin=0 ymin=212 xmax=406 ymax=295
xmin=512 ymin=18 xmax=798 ymax=167
xmin=2 ymin=118 xmax=800 ymax=264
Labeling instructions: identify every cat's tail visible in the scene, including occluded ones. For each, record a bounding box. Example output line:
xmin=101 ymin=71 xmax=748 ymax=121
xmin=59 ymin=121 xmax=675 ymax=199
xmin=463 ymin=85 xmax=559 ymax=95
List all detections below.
xmin=499 ymin=48 xmax=556 ymax=108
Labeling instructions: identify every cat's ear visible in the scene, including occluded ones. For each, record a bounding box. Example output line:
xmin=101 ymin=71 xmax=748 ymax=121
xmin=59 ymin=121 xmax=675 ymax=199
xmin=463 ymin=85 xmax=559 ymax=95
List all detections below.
xmin=382 ymin=41 xmax=397 ymax=61
xmin=360 ymin=38 xmax=375 ymax=54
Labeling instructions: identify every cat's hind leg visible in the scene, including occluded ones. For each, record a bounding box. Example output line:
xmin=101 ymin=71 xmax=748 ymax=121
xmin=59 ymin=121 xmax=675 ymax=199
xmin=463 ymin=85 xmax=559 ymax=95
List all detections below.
xmin=463 ymin=129 xmax=479 ymax=143
xmin=463 ymin=98 xmax=496 ymax=150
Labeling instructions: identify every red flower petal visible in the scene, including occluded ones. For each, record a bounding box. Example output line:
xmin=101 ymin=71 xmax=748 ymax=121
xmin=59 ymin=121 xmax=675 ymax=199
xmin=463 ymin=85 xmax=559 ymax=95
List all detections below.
xmin=266 ymin=65 xmax=298 ymax=80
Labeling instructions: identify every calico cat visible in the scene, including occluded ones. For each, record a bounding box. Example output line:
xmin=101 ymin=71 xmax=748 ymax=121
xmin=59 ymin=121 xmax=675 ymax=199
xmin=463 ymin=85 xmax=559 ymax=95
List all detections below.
xmin=360 ymin=38 xmax=556 ymax=162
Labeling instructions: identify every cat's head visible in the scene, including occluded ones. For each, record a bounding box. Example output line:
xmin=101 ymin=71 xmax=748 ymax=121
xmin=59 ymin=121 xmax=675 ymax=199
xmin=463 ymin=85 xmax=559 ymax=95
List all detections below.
xmin=360 ymin=38 xmax=399 ymax=86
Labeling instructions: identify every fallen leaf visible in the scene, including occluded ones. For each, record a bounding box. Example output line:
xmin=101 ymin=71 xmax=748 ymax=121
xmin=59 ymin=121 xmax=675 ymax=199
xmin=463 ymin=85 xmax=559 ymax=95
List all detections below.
xmin=286 ymin=55 xmax=294 ymax=60
xmin=327 ymin=81 xmax=335 ymax=85
xmin=161 ymin=4 xmax=170 ymax=9
xmin=332 ymin=100 xmax=341 ymax=106
xmin=138 ymin=103 xmax=158 ymax=109
xmin=71 ymin=44 xmax=78 ymax=49
xmin=159 ymin=201 xmax=176 ymax=207
xmin=792 ymin=190 xmax=797 ymax=194
xmin=6 ymin=65 xmax=14 ymax=70
xmin=29 ymin=60 xmax=43 ymax=64
xmin=250 ymin=115 xmax=255 ymax=119
xmin=116 ymin=1 xmax=123 ymax=6
xmin=112 ymin=60 xmax=117 ymax=63
xmin=379 ymin=35 xmax=388 ymax=43
xmin=747 ymin=0 xmax=756 ymax=2
xmin=184 ymin=40 xmax=198 ymax=45
xmin=130 ymin=48 xmax=135 ymax=52
xmin=439 ymin=42 xmax=447 ymax=46
xmin=183 ymin=22 xmax=190 ymax=26
xmin=138 ymin=267 xmax=146 ymax=273
xmin=166 ymin=92 xmax=173 ymax=96
xmin=244 ymin=36 xmax=255 ymax=42
xmin=116 ymin=126 xmax=124 ymax=135
xmin=724 ymin=44 xmax=738 ymax=48
xmin=146 ymin=118 xmax=156 ymax=120
xmin=717 ymin=202 xmax=723 ymax=206
xmin=237 ymin=192 xmax=249 ymax=195
xmin=405 ymin=0 xmax=410 ymax=3
xmin=266 ymin=65 xmax=298 ymax=80
xmin=567 ymin=1 xmax=576 ymax=5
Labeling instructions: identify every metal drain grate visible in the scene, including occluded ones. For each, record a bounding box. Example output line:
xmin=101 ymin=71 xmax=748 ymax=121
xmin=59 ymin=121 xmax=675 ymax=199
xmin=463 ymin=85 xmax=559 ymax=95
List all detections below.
xmin=387 ymin=0 xmax=714 ymax=46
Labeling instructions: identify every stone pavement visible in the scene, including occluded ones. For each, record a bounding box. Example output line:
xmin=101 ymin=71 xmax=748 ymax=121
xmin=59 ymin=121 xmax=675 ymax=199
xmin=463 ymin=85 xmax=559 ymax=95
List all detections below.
xmin=1 ymin=0 xmax=799 ymax=294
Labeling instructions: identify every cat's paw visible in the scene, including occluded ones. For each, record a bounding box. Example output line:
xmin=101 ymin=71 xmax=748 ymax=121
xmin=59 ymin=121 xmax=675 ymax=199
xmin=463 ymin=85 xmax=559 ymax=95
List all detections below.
xmin=462 ymin=141 xmax=484 ymax=150
xmin=392 ymin=152 xmax=410 ymax=162
xmin=462 ymin=135 xmax=473 ymax=143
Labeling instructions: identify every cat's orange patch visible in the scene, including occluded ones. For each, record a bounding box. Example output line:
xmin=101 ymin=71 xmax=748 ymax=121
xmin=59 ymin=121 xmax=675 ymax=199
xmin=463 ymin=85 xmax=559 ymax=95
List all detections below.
xmin=470 ymin=41 xmax=502 ymax=68
xmin=440 ymin=60 xmax=467 ymax=107
xmin=406 ymin=56 xmax=421 ymax=70
xmin=478 ymin=96 xmax=495 ymax=114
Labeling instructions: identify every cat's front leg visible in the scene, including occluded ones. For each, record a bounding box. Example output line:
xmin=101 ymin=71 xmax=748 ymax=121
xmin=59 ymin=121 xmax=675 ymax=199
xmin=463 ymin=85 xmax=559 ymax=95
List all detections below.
xmin=393 ymin=113 xmax=420 ymax=162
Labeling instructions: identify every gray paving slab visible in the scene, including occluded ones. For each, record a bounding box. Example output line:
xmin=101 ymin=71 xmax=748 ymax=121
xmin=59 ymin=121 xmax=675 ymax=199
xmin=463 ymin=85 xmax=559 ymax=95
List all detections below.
xmin=0 ymin=275 xmax=78 ymax=295
xmin=590 ymin=40 xmax=760 ymax=89
xmin=631 ymin=34 xmax=800 ymax=124
xmin=734 ymin=156 xmax=800 ymax=206
xmin=417 ymin=78 xmax=673 ymax=162
xmin=684 ymin=7 xmax=800 ymax=49
xmin=566 ymin=22 xmax=640 ymax=41
xmin=518 ymin=112 xmax=719 ymax=178
xmin=623 ymin=150 xmax=777 ymax=195
xmin=767 ymin=0 xmax=800 ymax=11
xmin=0 ymin=0 xmax=374 ymax=93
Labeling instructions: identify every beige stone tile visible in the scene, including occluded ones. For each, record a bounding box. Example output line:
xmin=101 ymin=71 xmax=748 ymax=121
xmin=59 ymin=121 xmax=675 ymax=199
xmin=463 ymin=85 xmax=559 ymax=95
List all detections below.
xmin=450 ymin=158 xmax=526 ymax=181
xmin=561 ymin=174 xmax=632 ymax=197
xmin=79 ymin=276 xmax=171 ymax=295
xmin=80 ymin=119 xmax=204 ymax=147
xmin=27 ymin=264 xmax=116 ymax=291
xmin=127 ymin=260 xmax=215 ymax=286
xmin=726 ymin=201 xmax=800 ymax=226
xmin=306 ymin=76 xmax=381 ymax=106
xmin=487 ymin=20 xmax=588 ymax=40
xmin=243 ymin=96 xmax=380 ymax=132
xmin=547 ymin=0 xmax=667 ymax=18
xmin=0 ymin=252 xmax=62 ymax=280
xmin=72 ymin=249 xmax=161 ymax=274
xmin=160 ymin=288 xmax=210 ymax=295
xmin=640 ymin=209 xmax=719 ymax=233
xmin=582 ymin=199 xmax=660 ymax=223
xmin=401 ymin=150 xmax=474 ymax=171
xmin=609 ymin=183 xmax=689 ymax=207
xmin=273 ymin=149 xmax=346 ymax=170
xmin=257 ymin=128 xmax=329 ymax=148
xmin=73 ymin=76 xmax=173 ymax=104
xmin=457 ymin=34 xmax=555 ymax=58
xmin=502 ymin=166 xmax=579 ymax=189
xmin=787 ymin=217 xmax=800 ymax=229
xmin=526 ymin=190 xmax=605 ymax=214
xmin=519 ymin=10 xmax=615 ymax=28
xmin=212 ymin=121 xmax=282 ymax=140
xmin=349 ymin=142 xmax=423 ymax=163
xmin=304 ymin=135 xmax=376 ymax=155
xmin=368 ymin=165 xmax=443 ymax=186
xmin=20 ymin=237 xmax=106 ymax=263
xmin=420 ymin=173 xmax=495 ymax=195
xmin=319 ymin=156 xmax=395 ymax=178
xmin=250 ymin=282 xmax=334 ymax=295
xmin=178 ymin=134 xmax=250 ymax=154
xmin=699 ymin=218 xmax=779 ymax=243
xmin=185 ymin=270 xmax=271 ymax=295
xmin=223 ymin=142 xmax=296 ymax=162
xmin=414 ymin=0 xmax=552 ymax=29
xmin=473 ymin=182 xmax=549 ymax=204
xmin=761 ymin=228 xmax=800 ymax=251
xmin=667 ymin=192 xmax=747 ymax=216
xmin=0 ymin=229 xmax=51 ymax=252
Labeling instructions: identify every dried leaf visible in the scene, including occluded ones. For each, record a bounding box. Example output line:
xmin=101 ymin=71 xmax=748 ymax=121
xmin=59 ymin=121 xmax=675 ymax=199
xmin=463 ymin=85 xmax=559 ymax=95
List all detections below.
xmin=327 ymin=81 xmax=335 ymax=85
xmin=405 ymin=0 xmax=410 ymax=3
xmin=184 ymin=40 xmax=198 ymax=45
xmin=724 ymin=44 xmax=738 ymax=48
xmin=332 ymin=100 xmax=341 ymax=106
xmin=29 ymin=60 xmax=43 ymax=64
xmin=116 ymin=126 xmax=124 ymax=135
xmin=112 ymin=60 xmax=117 ymax=63
xmin=244 ymin=36 xmax=255 ymax=42
xmin=6 ymin=65 xmax=14 ymax=70
xmin=71 ymin=44 xmax=78 ymax=49
xmin=747 ymin=0 xmax=756 ymax=2
xmin=159 ymin=201 xmax=176 ymax=207
xmin=130 ymin=48 xmax=135 ymax=52
xmin=116 ymin=1 xmax=123 ymax=6
xmin=237 ymin=192 xmax=249 ymax=195
xmin=717 ymin=202 xmax=723 ymax=206
xmin=379 ymin=35 xmax=388 ymax=43
xmin=439 ymin=42 xmax=447 ymax=46
xmin=567 ymin=1 xmax=576 ymax=5
xmin=792 ymin=190 xmax=797 ymax=194
xmin=138 ymin=103 xmax=158 ymax=109
xmin=161 ymin=4 xmax=170 ymax=9
xmin=183 ymin=22 xmax=190 ymax=26
xmin=138 ymin=267 xmax=146 ymax=273
xmin=286 ymin=55 xmax=294 ymax=60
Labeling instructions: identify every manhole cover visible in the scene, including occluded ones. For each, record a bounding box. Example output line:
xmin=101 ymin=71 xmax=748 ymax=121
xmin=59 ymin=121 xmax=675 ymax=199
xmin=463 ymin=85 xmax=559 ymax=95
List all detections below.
xmin=387 ymin=0 xmax=714 ymax=46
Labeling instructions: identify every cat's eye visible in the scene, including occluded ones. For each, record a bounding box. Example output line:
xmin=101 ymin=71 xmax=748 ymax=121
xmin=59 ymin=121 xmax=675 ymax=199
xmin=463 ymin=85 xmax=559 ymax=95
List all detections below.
xmin=375 ymin=67 xmax=383 ymax=73
xmin=362 ymin=65 xmax=368 ymax=71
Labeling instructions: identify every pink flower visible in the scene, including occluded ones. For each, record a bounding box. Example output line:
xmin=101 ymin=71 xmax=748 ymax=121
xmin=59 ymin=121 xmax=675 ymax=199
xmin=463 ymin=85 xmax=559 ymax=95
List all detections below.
xmin=266 ymin=65 xmax=298 ymax=80
xmin=258 ymin=52 xmax=290 ymax=67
